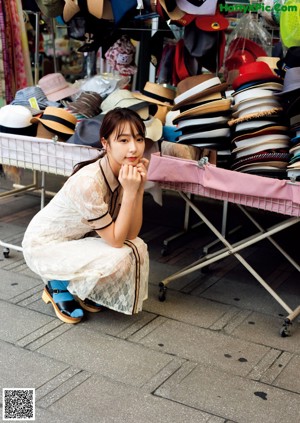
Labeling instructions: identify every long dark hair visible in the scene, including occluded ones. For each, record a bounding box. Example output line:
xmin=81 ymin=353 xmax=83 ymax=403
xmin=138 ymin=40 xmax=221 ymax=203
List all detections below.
xmin=71 ymin=107 xmax=146 ymax=176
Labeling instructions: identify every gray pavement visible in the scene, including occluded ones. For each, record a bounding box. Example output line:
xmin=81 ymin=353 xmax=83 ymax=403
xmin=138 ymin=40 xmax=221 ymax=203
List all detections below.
xmin=1 ymin=172 xmax=300 ymax=422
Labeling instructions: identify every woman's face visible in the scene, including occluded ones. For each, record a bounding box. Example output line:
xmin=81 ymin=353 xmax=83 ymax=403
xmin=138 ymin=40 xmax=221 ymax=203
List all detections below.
xmin=102 ymin=122 xmax=145 ymax=175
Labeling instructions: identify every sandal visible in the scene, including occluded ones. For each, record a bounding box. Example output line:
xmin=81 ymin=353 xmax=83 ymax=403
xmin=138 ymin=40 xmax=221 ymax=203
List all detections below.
xmin=42 ymin=280 xmax=84 ymax=324
xmin=77 ymin=298 xmax=103 ymax=313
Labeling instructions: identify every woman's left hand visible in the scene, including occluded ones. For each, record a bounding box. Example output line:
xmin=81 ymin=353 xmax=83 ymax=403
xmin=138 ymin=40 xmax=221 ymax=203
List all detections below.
xmin=136 ymin=158 xmax=149 ymax=185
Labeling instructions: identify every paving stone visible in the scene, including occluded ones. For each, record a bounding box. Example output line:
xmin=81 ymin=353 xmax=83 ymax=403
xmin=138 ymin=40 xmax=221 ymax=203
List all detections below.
xmin=37 ymin=370 xmax=91 ymax=408
xmin=136 ymin=319 xmax=270 ymax=377
xmin=199 ymin=276 xmax=286 ymax=316
xmin=271 ymin=354 xmax=300 ymax=394
xmin=0 ymin=341 xmax=68 ymax=389
xmin=155 ymin=363 xmax=300 ymax=423
xmin=77 ymin=308 xmax=158 ymax=338
xmin=229 ymin=311 xmax=300 ymax=353
xmin=46 ymin=374 xmax=211 ymax=423
xmin=0 ymin=301 xmax=55 ymax=343
xmin=143 ymin=284 xmax=233 ymax=328
xmin=0 ymin=268 xmax=40 ymax=300
xmin=34 ymin=408 xmax=80 ymax=423
xmin=36 ymin=326 xmax=175 ymax=388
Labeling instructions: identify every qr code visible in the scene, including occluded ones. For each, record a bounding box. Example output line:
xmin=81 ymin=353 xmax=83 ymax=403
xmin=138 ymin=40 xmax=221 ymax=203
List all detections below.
xmin=2 ymin=388 xmax=35 ymax=421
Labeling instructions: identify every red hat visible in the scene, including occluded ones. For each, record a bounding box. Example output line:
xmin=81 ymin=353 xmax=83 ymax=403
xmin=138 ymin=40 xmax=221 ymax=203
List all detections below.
xmin=225 ymin=37 xmax=268 ymax=78
xmin=232 ymin=61 xmax=281 ymax=90
xmin=195 ymin=10 xmax=229 ymax=32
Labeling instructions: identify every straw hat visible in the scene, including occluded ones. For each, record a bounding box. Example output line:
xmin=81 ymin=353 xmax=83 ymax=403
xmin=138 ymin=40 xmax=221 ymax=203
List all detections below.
xmin=173 ymin=98 xmax=232 ymax=123
xmin=31 ymin=107 xmax=77 ymax=135
xmin=36 ymin=122 xmax=68 ymax=142
xmin=133 ymin=82 xmax=176 ymax=107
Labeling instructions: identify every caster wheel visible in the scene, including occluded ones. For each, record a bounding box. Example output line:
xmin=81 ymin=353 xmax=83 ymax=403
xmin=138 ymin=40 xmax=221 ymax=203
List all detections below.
xmin=161 ymin=247 xmax=169 ymax=257
xmin=158 ymin=283 xmax=167 ymax=302
xmin=3 ymin=248 xmax=10 ymax=258
xmin=280 ymin=326 xmax=290 ymax=337
xmin=280 ymin=319 xmax=291 ymax=337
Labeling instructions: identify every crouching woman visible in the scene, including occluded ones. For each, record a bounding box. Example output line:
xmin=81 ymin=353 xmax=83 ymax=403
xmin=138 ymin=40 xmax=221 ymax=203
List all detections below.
xmin=22 ymin=108 xmax=149 ymax=323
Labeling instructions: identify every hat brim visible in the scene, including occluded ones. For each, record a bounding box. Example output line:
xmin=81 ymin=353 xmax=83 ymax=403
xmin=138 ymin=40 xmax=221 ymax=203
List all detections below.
xmin=46 ymin=85 xmax=80 ymax=102
xmin=195 ymin=12 xmax=229 ymax=32
xmin=173 ymin=99 xmax=231 ymax=123
xmin=234 ymin=122 xmax=287 ymax=138
xmin=31 ymin=117 xmax=75 ymax=135
xmin=232 ymin=139 xmax=290 ymax=154
xmin=177 ymin=127 xmax=230 ymax=143
xmin=232 ymin=81 xmax=283 ymax=95
xmin=144 ymin=117 xmax=163 ymax=142
xmin=133 ymin=92 xmax=173 ymax=107
xmin=228 ymin=107 xmax=283 ymax=126
xmin=172 ymin=82 xmax=228 ymax=111
xmin=227 ymin=37 xmax=268 ymax=61
xmin=232 ymin=73 xmax=280 ymax=91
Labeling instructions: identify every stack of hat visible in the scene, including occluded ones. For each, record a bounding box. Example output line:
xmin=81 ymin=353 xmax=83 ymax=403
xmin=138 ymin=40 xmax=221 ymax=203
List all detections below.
xmin=170 ymin=73 xmax=231 ymax=153
xmin=276 ymin=67 xmax=300 ymax=180
xmin=67 ymin=89 xmax=163 ymax=147
xmin=229 ymin=61 xmax=291 ymax=174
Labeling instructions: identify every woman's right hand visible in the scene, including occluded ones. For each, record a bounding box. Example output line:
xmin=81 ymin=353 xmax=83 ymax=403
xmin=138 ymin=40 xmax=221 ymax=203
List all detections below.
xmin=118 ymin=164 xmax=142 ymax=194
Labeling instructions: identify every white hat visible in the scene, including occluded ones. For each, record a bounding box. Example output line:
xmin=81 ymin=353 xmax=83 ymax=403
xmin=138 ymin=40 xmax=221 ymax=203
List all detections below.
xmin=0 ymin=105 xmax=32 ymax=128
xmin=144 ymin=117 xmax=163 ymax=142
xmin=0 ymin=105 xmax=36 ymax=136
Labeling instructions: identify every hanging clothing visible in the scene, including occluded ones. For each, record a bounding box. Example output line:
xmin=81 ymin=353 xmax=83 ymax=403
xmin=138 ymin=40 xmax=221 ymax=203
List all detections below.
xmin=0 ymin=0 xmax=32 ymax=103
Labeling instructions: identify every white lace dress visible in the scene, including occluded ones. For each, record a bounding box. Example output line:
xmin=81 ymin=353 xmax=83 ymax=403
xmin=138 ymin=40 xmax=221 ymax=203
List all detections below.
xmin=22 ymin=157 xmax=149 ymax=315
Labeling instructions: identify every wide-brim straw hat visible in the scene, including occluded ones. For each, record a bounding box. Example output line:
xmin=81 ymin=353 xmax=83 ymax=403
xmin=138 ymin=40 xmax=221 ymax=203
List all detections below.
xmin=133 ymin=82 xmax=176 ymax=107
xmin=31 ymin=106 xmax=77 ymax=135
xmin=173 ymin=98 xmax=232 ymax=123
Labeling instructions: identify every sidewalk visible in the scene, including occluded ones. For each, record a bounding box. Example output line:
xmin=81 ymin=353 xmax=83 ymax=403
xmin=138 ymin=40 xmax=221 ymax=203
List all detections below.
xmin=1 ymin=173 xmax=300 ymax=423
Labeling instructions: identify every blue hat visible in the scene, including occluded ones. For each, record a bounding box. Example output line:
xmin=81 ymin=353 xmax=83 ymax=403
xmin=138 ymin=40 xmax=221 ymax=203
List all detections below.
xmin=11 ymin=86 xmax=60 ymax=115
xmin=66 ymin=118 xmax=102 ymax=148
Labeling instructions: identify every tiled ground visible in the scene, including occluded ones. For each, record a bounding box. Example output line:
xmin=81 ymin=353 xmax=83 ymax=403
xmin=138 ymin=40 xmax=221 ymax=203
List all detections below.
xmin=1 ymin=169 xmax=300 ymax=422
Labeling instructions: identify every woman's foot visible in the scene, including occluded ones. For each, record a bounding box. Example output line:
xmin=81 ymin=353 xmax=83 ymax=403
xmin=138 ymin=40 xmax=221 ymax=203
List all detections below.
xmin=42 ymin=280 xmax=84 ymax=324
xmin=77 ymin=298 xmax=103 ymax=313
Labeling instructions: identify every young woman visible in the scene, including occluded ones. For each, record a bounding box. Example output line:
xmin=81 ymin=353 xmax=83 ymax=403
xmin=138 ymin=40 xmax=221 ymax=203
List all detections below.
xmin=22 ymin=108 xmax=149 ymax=324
